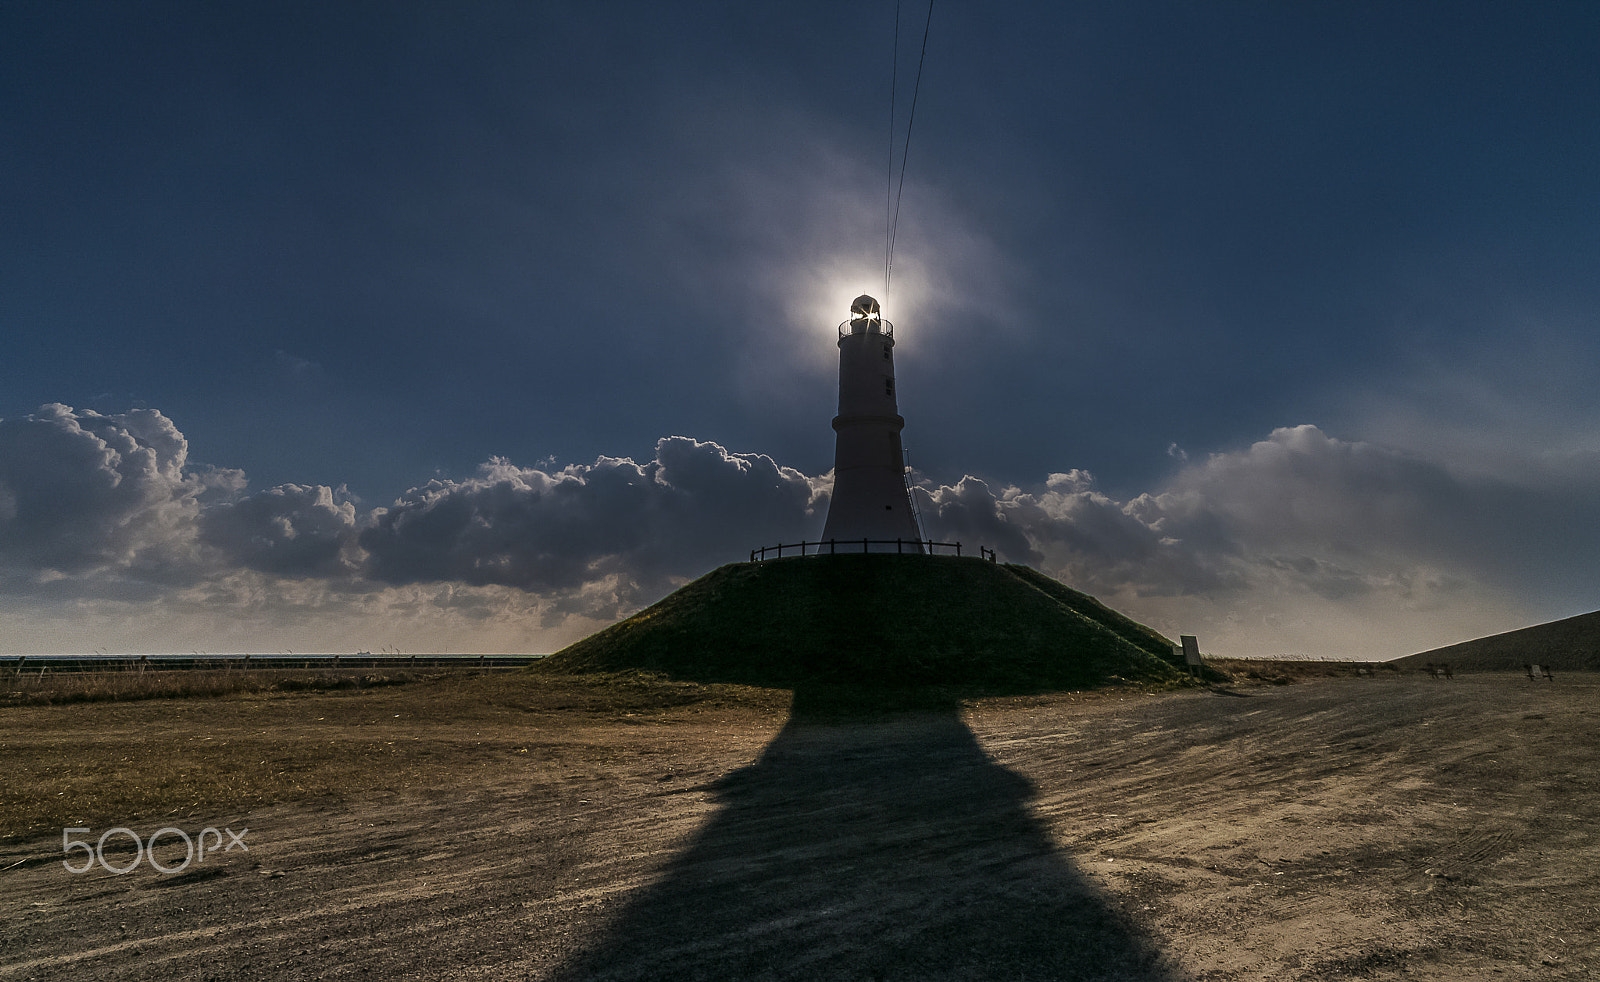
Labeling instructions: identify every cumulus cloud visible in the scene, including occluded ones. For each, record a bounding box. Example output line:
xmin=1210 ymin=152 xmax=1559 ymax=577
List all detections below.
xmin=1145 ymin=424 xmax=1599 ymax=610
xmin=2 ymin=403 xmax=1592 ymax=659
xmin=913 ymin=476 xmax=1038 ymax=564
xmin=0 ymin=404 xmax=235 ymax=579
xmin=199 ymin=483 xmax=359 ymax=578
xmin=914 ymin=423 xmax=1596 ymax=657
xmin=359 ymin=436 xmax=823 ymax=617
xmin=918 ymin=426 xmax=1461 ymax=600
xmin=917 ymin=468 xmax=1233 ymax=601
xmin=0 ymin=408 xmax=826 ymax=647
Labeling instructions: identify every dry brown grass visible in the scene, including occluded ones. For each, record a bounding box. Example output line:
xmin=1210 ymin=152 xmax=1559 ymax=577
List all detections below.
xmin=0 ymin=670 xmax=790 ymax=843
xmin=1205 ymin=657 xmax=1401 ymax=684
xmin=0 ymin=666 xmax=426 ymax=705
xmin=0 ymin=663 xmax=1221 ymax=844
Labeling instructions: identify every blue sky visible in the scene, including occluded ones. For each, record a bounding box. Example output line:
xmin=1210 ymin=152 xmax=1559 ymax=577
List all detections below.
xmin=3 ymin=1 xmax=1598 ymax=658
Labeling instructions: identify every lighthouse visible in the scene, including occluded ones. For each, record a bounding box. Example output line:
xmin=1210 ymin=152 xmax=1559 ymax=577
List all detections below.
xmin=820 ymin=295 xmax=924 ymax=550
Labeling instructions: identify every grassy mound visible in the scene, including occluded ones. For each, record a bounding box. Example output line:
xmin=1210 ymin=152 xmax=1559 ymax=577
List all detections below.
xmin=537 ymin=556 xmax=1186 ymax=691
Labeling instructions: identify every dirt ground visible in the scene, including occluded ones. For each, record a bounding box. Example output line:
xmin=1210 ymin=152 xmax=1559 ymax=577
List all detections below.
xmin=2 ymin=673 xmax=1596 ymax=980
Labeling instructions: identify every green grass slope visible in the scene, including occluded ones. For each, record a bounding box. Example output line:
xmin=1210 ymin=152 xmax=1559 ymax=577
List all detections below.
xmin=999 ymin=563 xmax=1191 ymax=673
xmin=537 ymin=555 xmax=1184 ymax=691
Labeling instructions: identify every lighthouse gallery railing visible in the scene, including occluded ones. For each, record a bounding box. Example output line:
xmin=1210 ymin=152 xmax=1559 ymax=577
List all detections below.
xmin=750 ymin=539 xmax=963 ymax=561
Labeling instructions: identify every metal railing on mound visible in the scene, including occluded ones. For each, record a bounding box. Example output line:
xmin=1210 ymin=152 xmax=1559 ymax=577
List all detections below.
xmin=749 ymin=538 xmax=964 ymax=561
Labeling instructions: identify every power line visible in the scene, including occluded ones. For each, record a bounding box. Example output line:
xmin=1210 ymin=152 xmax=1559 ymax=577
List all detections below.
xmin=884 ymin=0 xmax=933 ymax=302
xmin=885 ymin=2 xmax=900 ymax=296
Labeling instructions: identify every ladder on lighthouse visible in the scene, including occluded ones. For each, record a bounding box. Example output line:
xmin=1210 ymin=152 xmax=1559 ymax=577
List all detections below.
xmin=904 ymin=447 xmax=928 ymax=543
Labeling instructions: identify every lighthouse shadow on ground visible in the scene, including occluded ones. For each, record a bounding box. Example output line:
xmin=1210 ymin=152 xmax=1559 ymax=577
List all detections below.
xmin=549 ymin=686 xmax=1179 ymax=981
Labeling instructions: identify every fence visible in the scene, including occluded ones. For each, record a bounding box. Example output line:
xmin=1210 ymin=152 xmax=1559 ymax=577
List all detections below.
xmin=749 ymin=539 xmax=964 ymax=561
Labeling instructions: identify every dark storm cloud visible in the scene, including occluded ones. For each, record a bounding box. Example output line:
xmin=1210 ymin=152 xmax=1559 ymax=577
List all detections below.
xmin=913 ymin=476 xmax=1038 ymax=564
xmin=359 ymin=437 xmax=822 ymax=611
xmin=0 ymin=407 xmax=817 ymax=615
xmin=0 ymin=404 xmax=232 ymax=577
xmin=917 ymin=470 xmax=1234 ymax=600
xmin=198 ymin=483 xmax=358 ymax=578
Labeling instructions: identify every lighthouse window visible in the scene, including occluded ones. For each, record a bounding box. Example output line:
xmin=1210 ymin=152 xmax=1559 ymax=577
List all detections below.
xmin=882 ymin=344 xmax=890 ymax=359
xmin=884 ymin=379 xmax=894 ymax=396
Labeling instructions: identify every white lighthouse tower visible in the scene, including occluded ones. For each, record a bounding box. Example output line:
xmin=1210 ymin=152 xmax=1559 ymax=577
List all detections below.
xmin=820 ymin=295 xmax=924 ymax=551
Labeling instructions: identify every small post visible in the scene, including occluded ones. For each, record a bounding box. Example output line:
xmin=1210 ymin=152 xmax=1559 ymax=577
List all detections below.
xmin=897 ymin=538 xmax=904 ymax=554
xmin=955 ymin=542 xmax=962 ymax=557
